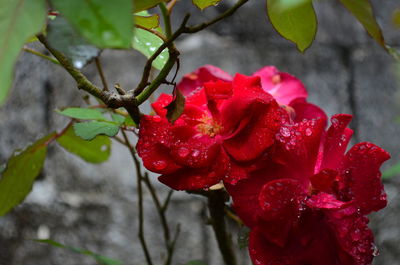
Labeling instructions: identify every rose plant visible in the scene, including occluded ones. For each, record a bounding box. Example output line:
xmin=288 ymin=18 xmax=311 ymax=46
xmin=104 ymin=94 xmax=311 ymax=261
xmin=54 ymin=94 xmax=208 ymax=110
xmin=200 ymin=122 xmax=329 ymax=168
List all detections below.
xmin=0 ymin=0 xmax=396 ymax=265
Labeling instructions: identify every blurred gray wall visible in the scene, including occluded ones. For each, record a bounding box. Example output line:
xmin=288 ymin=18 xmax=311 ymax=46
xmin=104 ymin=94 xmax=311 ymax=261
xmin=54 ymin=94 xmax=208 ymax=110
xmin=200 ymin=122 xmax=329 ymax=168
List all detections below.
xmin=0 ymin=0 xmax=399 ymax=264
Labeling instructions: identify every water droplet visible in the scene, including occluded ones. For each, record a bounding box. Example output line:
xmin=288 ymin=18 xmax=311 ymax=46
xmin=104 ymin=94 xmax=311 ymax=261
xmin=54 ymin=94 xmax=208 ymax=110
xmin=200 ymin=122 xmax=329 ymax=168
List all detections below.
xmin=280 ymin=127 xmax=291 ymax=137
xmin=153 ymin=116 xmax=162 ymax=122
xmin=191 ymin=149 xmax=200 ymax=157
xmin=177 ymin=147 xmax=190 ymax=158
xmin=153 ymin=160 xmax=167 ymax=170
xmin=305 ymin=128 xmax=312 ymax=136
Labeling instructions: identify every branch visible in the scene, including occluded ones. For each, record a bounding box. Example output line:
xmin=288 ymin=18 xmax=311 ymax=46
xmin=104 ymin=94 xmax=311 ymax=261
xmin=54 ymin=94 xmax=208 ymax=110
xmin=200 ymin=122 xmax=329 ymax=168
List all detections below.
xmin=23 ymin=47 xmax=60 ymax=65
xmin=207 ymin=190 xmax=238 ymax=265
xmin=95 ymin=57 xmax=109 ymax=91
xmin=37 ymin=35 xmax=141 ymax=124
xmin=121 ymin=130 xmax=154 ymax=265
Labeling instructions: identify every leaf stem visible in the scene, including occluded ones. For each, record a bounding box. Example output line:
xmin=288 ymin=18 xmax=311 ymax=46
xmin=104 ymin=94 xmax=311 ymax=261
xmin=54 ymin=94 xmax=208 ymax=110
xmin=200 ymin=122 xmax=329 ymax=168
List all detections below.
xmin=23 ymin=47 xmax=60 ymax=65
xmin=95 ymin=57 xmax=109 ymax=91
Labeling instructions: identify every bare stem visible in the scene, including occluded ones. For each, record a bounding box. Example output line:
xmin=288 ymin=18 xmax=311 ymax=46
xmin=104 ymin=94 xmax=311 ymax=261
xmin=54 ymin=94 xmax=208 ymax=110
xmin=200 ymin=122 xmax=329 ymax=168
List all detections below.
xmin=121 ymin=130 xmax=154 ymax=265
xmin=159 ymin=2 xmax=172 ymax=38
xmin=23 ymin=47 xmax=60 ymax=65
xmin=207 ymin=190 xmax=238 ymax=265
xmin=95 ymin=57 xmax=109 ymax=91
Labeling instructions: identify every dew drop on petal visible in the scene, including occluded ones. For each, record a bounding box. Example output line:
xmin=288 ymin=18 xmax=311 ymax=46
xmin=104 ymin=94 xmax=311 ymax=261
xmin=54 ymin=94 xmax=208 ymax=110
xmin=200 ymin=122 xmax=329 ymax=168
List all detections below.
xmin=177 ymin=147 xmax=190 ymax=158
xmin=305 ymin=128 xmax=312 ymax=136
xmin=191 ymin=149 xmax=200 ymax=157
xmin=153 ymin=116 xmax=162 ymax=122
xmin=153 ymin=160 xmax=167 ymax=170
xmin=280 ymin=127 xmax=291 ymax=137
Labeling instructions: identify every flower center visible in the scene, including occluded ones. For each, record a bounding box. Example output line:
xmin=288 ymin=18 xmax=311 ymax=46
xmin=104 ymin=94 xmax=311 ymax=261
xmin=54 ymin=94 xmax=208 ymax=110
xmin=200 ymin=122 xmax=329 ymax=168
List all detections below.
xmin=196 ymin=115 xmax=223 ymax=137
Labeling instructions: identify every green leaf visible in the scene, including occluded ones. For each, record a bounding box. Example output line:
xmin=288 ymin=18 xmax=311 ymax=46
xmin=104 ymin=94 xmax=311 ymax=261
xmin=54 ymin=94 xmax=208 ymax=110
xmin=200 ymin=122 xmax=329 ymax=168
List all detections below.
xmin=382 ymin=162 xmax=400 ymax=179
xmin=192 ymin=0 xmax=222 ymax=10
xmin=124 ymin=116 xmax=137 ymax=127
xmin=133 ymin=28 xmax=169 ymax=70
xmin=135 ymin=14 xmax=160 ymax=29
xmin=133 ymin=0 xmax=163 ymax=12
xmin=339 ymin=0 xmax=385 ymax=47
xmin=0 ymin=0 xmax=47 ymax=104
xmin=166 ymin=89 xmax=185 ymax=124
xmin=50 ymin=0 xmax=134 ymax=48
xmin=111 ymin=113 xmax=126 ymax=124
xmin=47 ymin=17 xmax=100 ymax=69
xmin=35 ymin=239 xmax=122 ymax=265
xmin=267 ymin=0 xmax=317 ymax=52
xmin=0 ymin=133 xmax=55 ymax=216
xmin=185 ymin=261 xmax=208 ymax=265
xmin=56 ymin=126 xmax=111 ymax=163
xmin=57 ymin=107 xmax=106 ymax=121
xmin=74 ymin=121 xmax=120 ymax=141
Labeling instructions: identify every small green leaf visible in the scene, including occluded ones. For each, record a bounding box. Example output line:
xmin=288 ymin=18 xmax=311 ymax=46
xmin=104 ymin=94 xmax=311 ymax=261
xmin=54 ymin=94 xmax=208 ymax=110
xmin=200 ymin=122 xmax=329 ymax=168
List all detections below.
xmin=166 ymin=89 xmax=185 ymax=124
xmin=135 ymin=14 xmax=160 ymax=29
xmin=133 ymin=28 xmax=169 ymax=70
xmin=0 ymin=0 xmax=47 ymax=104
xmin=237 ymin=226 xmax=250 ymax=249
xmin=56 ymin=126 xmax=111 ymax=163
xmin=267 ymin=0 xmax=317 ymax=52
xmin=74 ymin=121 xmax=120 ymax=140
xmin=47 ymin=17 xmax=100 ymax=69
xmin=57 ymin=108 xmax=105 ymax=121
xmin=185 ymin=261 xmax=208 ymax=265
xmin=133 ymin=0 xmax=163 ymax=12
xmin=393 ymin=9 xmax=400 ymax=29
xmin=339 ymin=0 xmax=385 ymax=47
xmin=35 ymin=239 xmax=122 ymax=265
xmin=124 ymin=116 xmax=137 ymax=127
xmin=0 ymin=133 xmax=55 ymax=216
xmin=382 ymin=162 xmax=400 ymax=179
xmin=50 ymin=0 xmax=134 ymax=48
xmin=192 ymin=0 xmax=222 ymax=10
xmin=111 ymin=113 xmax=126 ymax=124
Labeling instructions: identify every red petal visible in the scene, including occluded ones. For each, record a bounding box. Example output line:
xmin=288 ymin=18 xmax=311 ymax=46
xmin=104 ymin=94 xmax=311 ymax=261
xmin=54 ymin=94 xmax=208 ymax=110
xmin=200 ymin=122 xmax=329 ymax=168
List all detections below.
xmin=306 ymin=192 xmax=347 ymax=209
xmin=177 ymin=65 xmax=232 ymax=97
xmin=204 ymin=80 xmax=233 ymax=100
xmin=137 ymin=116 xmax=182 ymax=174
xmin=309 ymin=169 xmax=338 ymax=193
xmin=253 ymin=66 xmax=308 ymax=105
xmin=151 ymin=93 xmax=173 ymax=117
xmin=340 ymin=142 xmax=390 ymax=214
xmin=158 ymin=149 xmax=228 ymax=190
xmin=273 ymin=118 xmax=325 ymax=186
xmin=289 ymin=98 xmax=327 ymax=124
xmin=321 ymin=114 xmax=353 ymax=170
xmin=327 ymin=206 xmax=377 ymax=265
xmin=258 ymin=179 xmax=304 ymax=222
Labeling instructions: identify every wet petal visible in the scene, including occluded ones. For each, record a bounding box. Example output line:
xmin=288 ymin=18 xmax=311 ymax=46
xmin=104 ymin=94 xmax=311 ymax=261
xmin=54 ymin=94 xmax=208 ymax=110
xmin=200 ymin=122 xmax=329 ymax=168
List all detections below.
xmin=340 ymin=142 xmax=390 ymax=214
xmin=253 ymin=66 xmax=308 ymax=105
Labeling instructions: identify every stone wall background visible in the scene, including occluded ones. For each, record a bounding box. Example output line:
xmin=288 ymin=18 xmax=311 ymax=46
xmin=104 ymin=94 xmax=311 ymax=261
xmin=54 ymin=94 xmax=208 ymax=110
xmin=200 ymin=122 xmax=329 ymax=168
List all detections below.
xmin=0 ymin=0 xmax=399 ymax=264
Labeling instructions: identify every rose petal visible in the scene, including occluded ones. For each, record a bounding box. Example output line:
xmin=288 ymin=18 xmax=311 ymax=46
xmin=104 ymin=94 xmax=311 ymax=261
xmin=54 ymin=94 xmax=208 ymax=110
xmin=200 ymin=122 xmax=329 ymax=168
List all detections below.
xmin=151 ymin=93 xmax=173 ymax=117
xmin=306 ymin=192 xmax=347 ymax=209
xmin=327 ymin=206 xmax=377 ymax=265
xmin=289 ymin=98 xmax=327 ymax=124
xmin=309 ymin=169 xmax=338 ymax=193
xmin=321 ymin=114 xmax=353 ymax=170
xmin=177 ymin=65 xmax=232 ymax=97
xmin=340 ymin=142 xmax=390 ymax=214
xmin=253 ymin=66 xmax=308 ymax=105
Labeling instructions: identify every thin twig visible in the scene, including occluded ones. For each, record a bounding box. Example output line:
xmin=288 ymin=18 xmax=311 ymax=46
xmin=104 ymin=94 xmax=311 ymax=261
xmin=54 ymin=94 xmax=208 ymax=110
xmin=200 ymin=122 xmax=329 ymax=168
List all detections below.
xmin=95 ymin=57 xmax=109 ymax=91
xmin=167 ymin=0 xmax=178 ymax=12
xmin=135 ymin=24 xmax=168 ymax=41
xmin=121 ymin=130 xmax=154 ymax=265
xmin=23 ymin=47 xmax=60 ymax=65
xmin=162 ymin=189 xmax=174 ymax=212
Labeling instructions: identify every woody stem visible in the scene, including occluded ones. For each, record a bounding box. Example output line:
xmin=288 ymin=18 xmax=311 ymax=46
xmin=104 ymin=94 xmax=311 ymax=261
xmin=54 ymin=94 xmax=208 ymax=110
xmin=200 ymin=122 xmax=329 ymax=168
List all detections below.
xmin=207 ymin=190 xmax=238 ymax=265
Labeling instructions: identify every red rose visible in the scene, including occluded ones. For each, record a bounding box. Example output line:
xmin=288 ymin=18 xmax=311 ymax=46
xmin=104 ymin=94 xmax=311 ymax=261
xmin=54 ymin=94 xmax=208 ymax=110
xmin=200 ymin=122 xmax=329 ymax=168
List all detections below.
xmin=137 ymin=71 xmax=288 ymax=190
xmin=227 ymin=114 xmax=390 ymax=265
